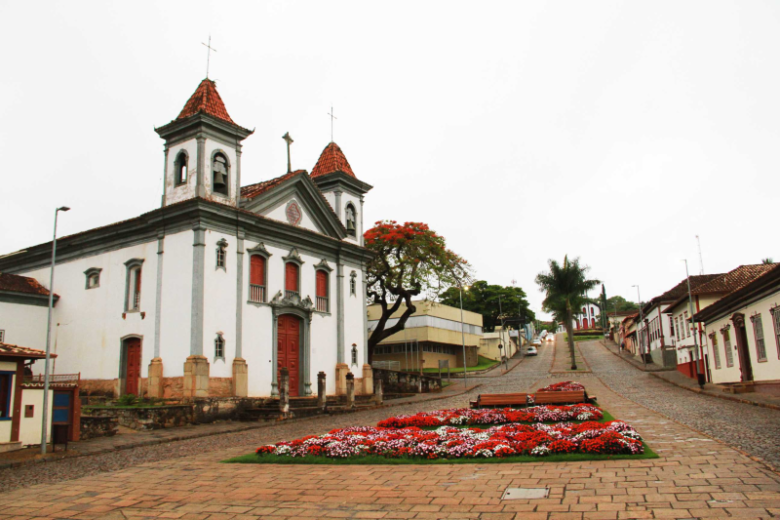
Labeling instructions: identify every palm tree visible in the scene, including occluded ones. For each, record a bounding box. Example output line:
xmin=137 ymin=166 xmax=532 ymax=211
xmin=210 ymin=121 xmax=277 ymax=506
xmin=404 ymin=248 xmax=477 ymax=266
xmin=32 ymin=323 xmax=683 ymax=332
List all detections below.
xmin=535 ymin=256 xmax=600 ymax=370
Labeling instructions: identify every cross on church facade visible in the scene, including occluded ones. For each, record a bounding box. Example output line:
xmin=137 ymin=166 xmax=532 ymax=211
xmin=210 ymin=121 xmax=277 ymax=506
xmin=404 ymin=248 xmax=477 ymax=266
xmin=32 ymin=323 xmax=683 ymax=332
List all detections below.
xmin=327 ymin=106 xmax=337 ymax=142
xmin=202 ymin=35 xmax=217 ymax=79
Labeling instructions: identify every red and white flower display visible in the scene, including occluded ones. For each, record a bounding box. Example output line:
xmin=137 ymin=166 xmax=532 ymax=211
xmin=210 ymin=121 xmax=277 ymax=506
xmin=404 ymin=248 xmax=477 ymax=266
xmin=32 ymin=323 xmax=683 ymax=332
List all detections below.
xmin=376 ymin=404 xmax=602 ymax=428
xmin=255 ymin=420 xmax=644 ymax=460
xmin=538 ymin=381 xmax=586 ymax=392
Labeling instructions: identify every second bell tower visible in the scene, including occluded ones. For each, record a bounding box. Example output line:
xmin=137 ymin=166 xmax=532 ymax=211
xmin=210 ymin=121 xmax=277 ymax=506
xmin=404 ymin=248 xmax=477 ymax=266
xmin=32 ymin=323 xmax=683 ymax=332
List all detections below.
xmin=155 ymin=79 xmax=253 ymax=207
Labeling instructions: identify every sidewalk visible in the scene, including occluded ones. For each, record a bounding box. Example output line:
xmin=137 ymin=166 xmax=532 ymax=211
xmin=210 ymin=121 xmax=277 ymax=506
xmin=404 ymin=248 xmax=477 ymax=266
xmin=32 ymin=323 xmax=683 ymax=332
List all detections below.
xmin=600 ymin=338 xmax=675 ymax=372
xmin=448 ymin=350 xmax=526 ymax=378
xmin=0 ymin=380 xmax=481 ymax=470
xmin=649 ymin=368 xmax=780 ymax=411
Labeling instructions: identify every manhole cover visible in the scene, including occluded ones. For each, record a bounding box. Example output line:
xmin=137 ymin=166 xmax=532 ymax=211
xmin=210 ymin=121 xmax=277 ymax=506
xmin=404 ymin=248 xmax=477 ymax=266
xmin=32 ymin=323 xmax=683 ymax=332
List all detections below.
xmin=502 ymin=487 xmax=549 ymax=500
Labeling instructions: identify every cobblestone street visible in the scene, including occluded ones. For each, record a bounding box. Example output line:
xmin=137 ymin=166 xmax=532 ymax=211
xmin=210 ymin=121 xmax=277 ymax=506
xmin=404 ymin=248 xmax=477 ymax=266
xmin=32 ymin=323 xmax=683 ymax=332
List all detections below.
xmin=1 ymin=338 xmax=780 ymax=519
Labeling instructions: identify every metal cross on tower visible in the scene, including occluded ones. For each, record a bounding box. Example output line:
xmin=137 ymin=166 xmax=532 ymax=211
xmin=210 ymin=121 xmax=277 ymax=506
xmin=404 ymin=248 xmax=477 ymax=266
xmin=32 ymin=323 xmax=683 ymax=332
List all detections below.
xmin=327 ymin=106 xmax=337 ymax=142
xmin=202 ymin=35 xmax=217 ymax=79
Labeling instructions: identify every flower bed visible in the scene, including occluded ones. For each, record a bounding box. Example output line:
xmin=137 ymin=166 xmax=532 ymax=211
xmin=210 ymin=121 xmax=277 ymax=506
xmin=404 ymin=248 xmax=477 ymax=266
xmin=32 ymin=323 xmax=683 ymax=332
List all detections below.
xmin=252 ymin=420 xmax=644 ymax=460
xmin=538 ymin=381 xmax=585 ymax=392
xmin=376 ymin=404 xmax=602 ymax=428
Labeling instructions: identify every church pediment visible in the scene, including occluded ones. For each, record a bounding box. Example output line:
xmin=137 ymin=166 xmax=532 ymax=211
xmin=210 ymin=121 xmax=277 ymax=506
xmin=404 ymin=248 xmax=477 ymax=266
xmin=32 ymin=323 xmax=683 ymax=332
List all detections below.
xmin=241 ymin=171 xmax=347 ymax=239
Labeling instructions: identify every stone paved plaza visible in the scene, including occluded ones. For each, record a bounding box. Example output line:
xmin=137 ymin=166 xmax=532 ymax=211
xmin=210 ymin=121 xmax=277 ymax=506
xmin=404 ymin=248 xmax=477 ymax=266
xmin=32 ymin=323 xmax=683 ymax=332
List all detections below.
xmin=2 ymin=338 xmax=780 ymax=519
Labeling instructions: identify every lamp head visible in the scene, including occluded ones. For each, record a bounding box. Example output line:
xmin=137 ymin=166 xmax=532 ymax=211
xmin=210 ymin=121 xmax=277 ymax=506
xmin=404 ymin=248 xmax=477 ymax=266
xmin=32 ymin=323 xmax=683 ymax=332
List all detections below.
xmin=58 ymin=206 xmax=70 ymax=212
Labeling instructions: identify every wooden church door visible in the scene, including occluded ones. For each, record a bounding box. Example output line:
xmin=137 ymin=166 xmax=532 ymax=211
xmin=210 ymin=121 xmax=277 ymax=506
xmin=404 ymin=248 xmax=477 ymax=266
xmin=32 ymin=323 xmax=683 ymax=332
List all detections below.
xmin=124 ymin=338 xmax=142 ymax=396
xmin=277 ymin=315 xmax=300 ymax=396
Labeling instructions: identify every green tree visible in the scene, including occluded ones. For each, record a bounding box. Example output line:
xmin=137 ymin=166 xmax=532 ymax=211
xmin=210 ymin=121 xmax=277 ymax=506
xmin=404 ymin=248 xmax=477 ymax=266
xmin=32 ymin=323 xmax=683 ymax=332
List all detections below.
xmin=365 ymin=220 xmax=471 ymax=362
xmin=605 ymin=295 xmax=639 ymax=312
xmin=535 ymin=256 xmax=600 ymax=370
xmin=439 ymin=280 xmax=535 ymax=333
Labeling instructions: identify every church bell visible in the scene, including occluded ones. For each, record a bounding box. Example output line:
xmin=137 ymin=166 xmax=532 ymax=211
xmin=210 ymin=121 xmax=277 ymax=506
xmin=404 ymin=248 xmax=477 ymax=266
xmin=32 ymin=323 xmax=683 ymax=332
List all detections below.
xmin=213 ymin=170 xmax=227 ymax=188
xmin=346 ymin=219 xmax=355 ymax=232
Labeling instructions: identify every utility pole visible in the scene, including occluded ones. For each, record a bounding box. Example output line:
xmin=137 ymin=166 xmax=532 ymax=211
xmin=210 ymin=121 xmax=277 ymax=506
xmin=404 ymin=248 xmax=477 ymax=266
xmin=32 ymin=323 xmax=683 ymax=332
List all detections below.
xmin=684 ymin=260 xmax=704 ymax=388
xmin=632 ymin=285 xmax=645 ymax=366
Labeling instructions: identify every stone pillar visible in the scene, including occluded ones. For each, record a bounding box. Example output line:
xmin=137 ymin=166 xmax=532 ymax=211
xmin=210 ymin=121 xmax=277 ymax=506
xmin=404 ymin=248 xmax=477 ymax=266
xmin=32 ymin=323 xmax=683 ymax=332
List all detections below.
xmin=183 ymin=355 xmax=209 ymax=398
xmin=335 ymin=363 xmax=349 ymax=396
xmin=362 ymin=364 xmax=373 ymax=396
xmin=317 ymin=371 xmax=327 ymax=409
xmin=279 ymin=367 xmax=290 ymax=416
xmin=147 ymin=358 xmax=164 ymax=398
xmin=373 ymin=376 xmax=383 ymax=405
xmin=232 ymin=358 xmax=248 ymax=397
xmin=345 ymin=372 xmax=355 ymax=409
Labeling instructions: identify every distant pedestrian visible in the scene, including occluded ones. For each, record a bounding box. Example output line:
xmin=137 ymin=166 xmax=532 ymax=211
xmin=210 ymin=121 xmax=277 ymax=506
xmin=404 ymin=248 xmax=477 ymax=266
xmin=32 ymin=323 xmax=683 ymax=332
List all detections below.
xmin=620 ymin=341 xmax=625 ymax=352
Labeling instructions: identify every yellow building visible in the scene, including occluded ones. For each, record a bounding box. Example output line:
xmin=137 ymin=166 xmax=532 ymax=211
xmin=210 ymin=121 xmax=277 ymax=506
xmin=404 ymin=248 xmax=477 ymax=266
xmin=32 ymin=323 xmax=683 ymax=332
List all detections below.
xmin=367 ymin=301 xmax=482 ymax=370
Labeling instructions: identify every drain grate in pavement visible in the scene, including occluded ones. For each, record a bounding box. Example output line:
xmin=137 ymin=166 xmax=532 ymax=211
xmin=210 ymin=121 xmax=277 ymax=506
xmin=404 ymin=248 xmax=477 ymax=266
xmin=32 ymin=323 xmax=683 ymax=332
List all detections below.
xmin=502 ymin=487 xmax=549 ymax=500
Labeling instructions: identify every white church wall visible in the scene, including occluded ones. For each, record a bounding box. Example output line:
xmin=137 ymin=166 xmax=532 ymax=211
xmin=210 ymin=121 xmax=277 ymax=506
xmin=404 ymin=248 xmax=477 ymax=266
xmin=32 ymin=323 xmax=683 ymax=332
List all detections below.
xmin=202 ymin=231 xmax=237 ymax=379
xmin=165 ymin=141 xmax=198 ymax=206
xmin=22 ymin=241 xmax=159 ymax=380
xmin=264 ymin=198 xmax=321 ymax=234
xmin=321 ymin=191 xmax=336 ymax=212
xmin=158 ymin=230 xmax=194 ymax=378
xmin=0 ymin=301 xmax=48 ymax=351
xmin=342 ymin=260 xmax=366 ymax=377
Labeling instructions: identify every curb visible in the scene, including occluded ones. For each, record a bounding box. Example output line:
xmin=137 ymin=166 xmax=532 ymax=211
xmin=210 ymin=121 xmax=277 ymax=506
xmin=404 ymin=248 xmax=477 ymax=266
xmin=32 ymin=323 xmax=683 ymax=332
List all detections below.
xmin=600 ymin=339 xmax=674 ymax=373
xmin=647 ymin=372 xmax=780 ymax=412
xmin=0 ymin=383 xmax=483 ymax=472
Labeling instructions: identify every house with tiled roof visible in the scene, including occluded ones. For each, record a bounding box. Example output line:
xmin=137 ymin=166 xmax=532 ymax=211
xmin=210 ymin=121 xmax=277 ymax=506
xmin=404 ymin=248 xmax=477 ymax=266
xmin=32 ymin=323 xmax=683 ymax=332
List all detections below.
xmin=694 ymin=263 xmax=780 ymax=393
xmin=0 ymin=273 xmax=58 ymax=351
xmin=666 ymin=265 xmax=774 ymax=380
xmin=0 ymin=78 xmax=374 ymax=400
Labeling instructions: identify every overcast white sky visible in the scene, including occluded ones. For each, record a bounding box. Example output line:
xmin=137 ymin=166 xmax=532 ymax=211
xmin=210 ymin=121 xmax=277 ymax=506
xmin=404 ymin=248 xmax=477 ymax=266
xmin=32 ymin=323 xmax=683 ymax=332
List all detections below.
xmin=1 ymin=1 xmax=778 ymax=318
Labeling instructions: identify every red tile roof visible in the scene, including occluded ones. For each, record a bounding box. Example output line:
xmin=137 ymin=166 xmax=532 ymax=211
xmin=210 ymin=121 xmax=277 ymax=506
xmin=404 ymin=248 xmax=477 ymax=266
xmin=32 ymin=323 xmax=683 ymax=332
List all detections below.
xmin=0 ymin=342 xmax=53 ymax=359
xmin=177 ymin=79 xmax=235 ymax=125
xmin=310 ymin=142 xmax=356 ymax=178
xmin=693 ymin=264 xmax=775 ymax=295
xmin=0 ymin=272 xmax=51 ymax=296
xmin=241 ymin=170 xmax=308 ymax=200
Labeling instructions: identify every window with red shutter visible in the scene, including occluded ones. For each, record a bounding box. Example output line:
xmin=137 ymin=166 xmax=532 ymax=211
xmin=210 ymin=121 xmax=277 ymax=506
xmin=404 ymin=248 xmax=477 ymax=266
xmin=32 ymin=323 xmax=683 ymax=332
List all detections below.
xmin=285 ymin=262 xmax=299 ymax=296
xmin=249 ymin=255 xmax=266 ymax=302
xmin=315 ymin=270 xmax=328 ymax=312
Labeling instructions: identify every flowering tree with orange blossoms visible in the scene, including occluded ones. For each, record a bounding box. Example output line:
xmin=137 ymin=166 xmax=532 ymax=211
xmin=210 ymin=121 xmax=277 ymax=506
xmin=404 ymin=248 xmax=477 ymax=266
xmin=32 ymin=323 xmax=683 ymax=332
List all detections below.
xmin=364 ymin=220 xmax=472 ymax=362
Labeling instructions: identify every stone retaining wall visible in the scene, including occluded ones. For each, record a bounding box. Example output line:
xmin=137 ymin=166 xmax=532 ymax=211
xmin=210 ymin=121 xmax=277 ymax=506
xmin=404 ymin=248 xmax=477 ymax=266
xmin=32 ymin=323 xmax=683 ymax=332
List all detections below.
xmin=372 ymin=368 xmax=441 ymax=393
xmin=79 ymin=416 xmax=119 ymax=440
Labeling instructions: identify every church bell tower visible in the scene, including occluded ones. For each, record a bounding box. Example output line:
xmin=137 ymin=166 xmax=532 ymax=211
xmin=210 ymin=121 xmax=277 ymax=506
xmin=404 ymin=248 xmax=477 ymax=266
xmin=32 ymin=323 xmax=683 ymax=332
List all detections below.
xmin=155 ymin=79 xmax=253 ymax=207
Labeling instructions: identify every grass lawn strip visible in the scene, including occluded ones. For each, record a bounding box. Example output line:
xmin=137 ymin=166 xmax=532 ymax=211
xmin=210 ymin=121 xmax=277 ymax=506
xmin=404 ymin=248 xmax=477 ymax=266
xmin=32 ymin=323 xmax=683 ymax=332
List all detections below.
xmin=422 ymin=355 xmax=498 ymax=374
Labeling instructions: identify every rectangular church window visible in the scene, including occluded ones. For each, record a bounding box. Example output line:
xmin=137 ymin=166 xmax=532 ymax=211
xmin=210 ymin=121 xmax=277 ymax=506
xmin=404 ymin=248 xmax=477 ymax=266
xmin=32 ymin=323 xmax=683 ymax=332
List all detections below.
xmin=249 ymin=255 xmax=266 ymax=303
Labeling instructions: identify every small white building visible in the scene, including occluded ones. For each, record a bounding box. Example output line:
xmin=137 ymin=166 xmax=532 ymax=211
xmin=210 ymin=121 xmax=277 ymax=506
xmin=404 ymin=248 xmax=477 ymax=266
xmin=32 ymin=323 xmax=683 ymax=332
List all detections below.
xmin=0 ymin=79 xmax=374 ymax=399
xmin=573 ymin=303 xmax=600 ymax=331
xmin=695 ymin=264 xmax=780 ymax=393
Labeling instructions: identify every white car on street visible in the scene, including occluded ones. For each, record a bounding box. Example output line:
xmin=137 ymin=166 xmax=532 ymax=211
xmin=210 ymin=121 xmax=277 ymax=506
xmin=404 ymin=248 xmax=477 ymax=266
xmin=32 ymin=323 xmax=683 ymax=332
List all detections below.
xmin=526 ymin=346 xmax=538 ymax=356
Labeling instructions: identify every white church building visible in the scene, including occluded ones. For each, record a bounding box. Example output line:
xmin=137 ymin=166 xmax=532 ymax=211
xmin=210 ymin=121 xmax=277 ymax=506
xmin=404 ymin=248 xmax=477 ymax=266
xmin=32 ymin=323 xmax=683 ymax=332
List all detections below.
xmin=0 ymin=79 xmax=374 ymax=399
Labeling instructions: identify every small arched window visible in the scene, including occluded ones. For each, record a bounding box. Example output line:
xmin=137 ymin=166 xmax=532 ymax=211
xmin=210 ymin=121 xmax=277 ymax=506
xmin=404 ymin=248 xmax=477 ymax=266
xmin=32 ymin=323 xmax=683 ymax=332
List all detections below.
xmin=350 ymin=271 xmax=357 ymax=296
xmin=124 ymin=259 xmax=145 ymax=312
xmin=345 ymin=203 xmax=357 ymax=236
xmin=214 ymin=333 xmax=225 ymax=361
xmin=174 ymin=151 xmax=188 ymax=185
xmin=84 ymin=267 xmax=102 ymax=290
xmin=215 ymin=238 xmax=228 ymax=271
xmin=212 ymin=152 xmax=229 ymax=195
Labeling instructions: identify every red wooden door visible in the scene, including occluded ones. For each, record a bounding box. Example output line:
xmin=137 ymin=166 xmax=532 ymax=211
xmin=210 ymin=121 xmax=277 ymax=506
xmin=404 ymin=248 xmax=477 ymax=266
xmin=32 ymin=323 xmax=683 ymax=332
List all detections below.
xmin=277 ymin=315 xmax=300 ymax=396
xmin=285 ymin=263 xmax=299 ymax=293
xmin=125 ymin=339 xmax=141 ymax=395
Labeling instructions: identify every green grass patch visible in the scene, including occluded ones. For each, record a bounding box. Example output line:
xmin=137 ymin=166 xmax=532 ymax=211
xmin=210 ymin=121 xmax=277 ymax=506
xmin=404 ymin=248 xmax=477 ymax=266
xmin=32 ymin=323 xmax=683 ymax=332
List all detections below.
xmin=563 ymin=334 xmax=604 ymax=342
xmin=422 ymin=355 xmax=498 ymax=374
xmin=223 ymin=443 xmax=658 ymax=465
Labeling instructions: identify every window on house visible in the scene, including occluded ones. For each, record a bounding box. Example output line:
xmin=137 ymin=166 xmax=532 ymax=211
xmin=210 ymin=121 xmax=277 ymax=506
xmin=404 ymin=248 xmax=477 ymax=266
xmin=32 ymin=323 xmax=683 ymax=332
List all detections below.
xmin=722 ymin=328 xmax=734 ymax=367
xmin=751 ymin=314 xmax=767 ymax=362
xmin=285 ymin=262 xmax=299 ymax=298
xmin=84 ymin=268 xmax=102 ymax=289
xmin=249 ymin=255 xmax=266 ymax=303
xmin=710 ymin=333 xmax=721 ymax=369
xmin=683 ymin=312 xmax=690 ymax=338
xmin=0 ymin=372 xmax=11 ymax=419
xmin=214 ymin=334 xmax=225 ymax=360
xmin=315 ymin=270 xmax=329 ymax=312
xmin=124 ymin=260 xmax=144 ymax=311
xmin=216 ymin=239 xmax=228 ymax=270
xmin=212 ymin=152 xmax=229 ymax=195
xmin=174 ymin=151 xmax=188 ymax=185
xmin=350 ymin=271 xmax=357 ymax=296
xmin=674 ymin=317 xmax=679 ymax=339
xmin=345 ymin=203 xmax=357 ymax=237
xmin=771 ymin=307 xmax=780 ymax=360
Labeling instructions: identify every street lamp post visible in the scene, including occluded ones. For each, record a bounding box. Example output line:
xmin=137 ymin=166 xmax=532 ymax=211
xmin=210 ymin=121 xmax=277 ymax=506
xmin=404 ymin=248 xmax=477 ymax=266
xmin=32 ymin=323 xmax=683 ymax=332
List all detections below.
xmin=458 ymin=283 xmax=468 ymax=391
xmin=632 ymin=285 xmax=646 ymax=366
xmin=41 ymin=206 xmax=70 ymax=455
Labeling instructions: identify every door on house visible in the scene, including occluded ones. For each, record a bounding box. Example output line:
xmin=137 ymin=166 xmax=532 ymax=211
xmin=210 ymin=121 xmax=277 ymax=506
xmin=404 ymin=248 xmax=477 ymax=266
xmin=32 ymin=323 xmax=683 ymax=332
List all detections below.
xmin=735 ymin=321 xmax=754 ymax=382
xmin=124 ymin=338 xmax=142 ymax=395
xmin=277 ymin=314 xmax=301 ymax=397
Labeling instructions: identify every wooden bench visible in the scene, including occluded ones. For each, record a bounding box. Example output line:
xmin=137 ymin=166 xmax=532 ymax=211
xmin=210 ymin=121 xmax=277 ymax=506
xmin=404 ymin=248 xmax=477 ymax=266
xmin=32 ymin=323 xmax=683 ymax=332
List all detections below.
xmin=471 ymin=393 xmax=529 ymax=409
xmin=533 ymin=390 xmax=587 ymax=405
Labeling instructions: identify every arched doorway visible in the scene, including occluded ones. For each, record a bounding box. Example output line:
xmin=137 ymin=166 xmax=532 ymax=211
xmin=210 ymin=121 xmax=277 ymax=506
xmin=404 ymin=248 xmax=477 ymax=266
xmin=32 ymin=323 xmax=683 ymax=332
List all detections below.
xmin=591 ymin=318 xmax=596 ymax=329
xmin=277 ymin=314 xmax=301 ymax=396
xmin=121 ymin=337 xmax=142 ymax=396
